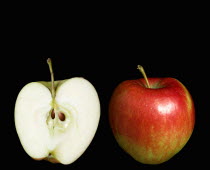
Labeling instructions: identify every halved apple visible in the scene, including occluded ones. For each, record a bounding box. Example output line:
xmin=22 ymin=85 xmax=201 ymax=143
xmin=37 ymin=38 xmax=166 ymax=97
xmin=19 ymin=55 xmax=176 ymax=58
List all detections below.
xmin=15 ymin=59 xmax=100 ymax=165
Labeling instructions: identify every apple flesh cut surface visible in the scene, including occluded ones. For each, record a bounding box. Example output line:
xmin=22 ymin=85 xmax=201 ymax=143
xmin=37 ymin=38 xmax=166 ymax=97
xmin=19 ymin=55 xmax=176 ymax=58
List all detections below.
xmin=109 ymin=66 xmax=195 ymax=164
xmin=15 ymin=59 xmax=100 ymax=165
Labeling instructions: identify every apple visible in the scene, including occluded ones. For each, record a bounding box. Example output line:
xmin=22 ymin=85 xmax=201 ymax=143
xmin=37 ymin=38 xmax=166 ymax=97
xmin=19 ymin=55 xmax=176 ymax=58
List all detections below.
xmin=109 ymin=65 xmax=195 ymax=164
xmin=15 ymin=58 xmax=100 ymax=165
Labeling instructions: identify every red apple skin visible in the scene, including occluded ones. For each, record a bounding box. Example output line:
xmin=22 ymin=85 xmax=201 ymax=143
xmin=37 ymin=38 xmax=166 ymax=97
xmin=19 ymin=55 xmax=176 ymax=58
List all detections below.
xmin=109 ymin=78 xmax=195 ymax=164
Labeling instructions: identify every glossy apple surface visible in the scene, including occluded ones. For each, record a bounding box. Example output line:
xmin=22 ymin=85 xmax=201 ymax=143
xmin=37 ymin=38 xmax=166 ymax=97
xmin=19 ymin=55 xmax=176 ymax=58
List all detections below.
xmin=109 ymin=77 xmax=195 ymax=164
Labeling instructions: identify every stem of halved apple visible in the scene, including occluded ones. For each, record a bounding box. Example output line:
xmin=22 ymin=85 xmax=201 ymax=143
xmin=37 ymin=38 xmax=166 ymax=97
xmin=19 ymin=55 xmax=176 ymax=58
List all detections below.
xmin=137 ymin=65 xmax=151 ymax=88
xmin=47 ymin=58 xmax=55 ymax=105
xmin=47 ymin=58 xmax=57 ymax=124
xmin=46 ymin=58 xmax=57 ymax=135
xmin=47 ymin=58 xmax=67 ymax=136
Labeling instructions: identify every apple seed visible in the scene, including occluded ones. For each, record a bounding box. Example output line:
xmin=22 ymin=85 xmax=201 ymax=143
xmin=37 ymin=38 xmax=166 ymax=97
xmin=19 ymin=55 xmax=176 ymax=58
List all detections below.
xmin=51 ymin=109 xmax=55 ymax=119
xmin=58 ymin=112 xmax=65 ymax=121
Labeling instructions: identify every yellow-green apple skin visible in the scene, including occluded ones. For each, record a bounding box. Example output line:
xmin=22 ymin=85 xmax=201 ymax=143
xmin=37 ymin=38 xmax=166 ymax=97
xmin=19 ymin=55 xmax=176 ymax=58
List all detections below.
xmin=109 ymin=78 xmax=195 ymax=164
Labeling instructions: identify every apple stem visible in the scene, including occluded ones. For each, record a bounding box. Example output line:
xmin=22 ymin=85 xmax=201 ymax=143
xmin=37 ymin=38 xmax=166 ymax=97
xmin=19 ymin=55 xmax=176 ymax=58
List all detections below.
xmin=137 ymin=65 xmax=151 ymax=88
xmin=47 ymin=58 xmax=55 ymax=100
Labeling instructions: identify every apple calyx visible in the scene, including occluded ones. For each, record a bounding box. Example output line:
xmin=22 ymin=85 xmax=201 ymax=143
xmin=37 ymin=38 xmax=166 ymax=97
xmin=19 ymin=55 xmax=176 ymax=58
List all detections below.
xmin=137 ymin=65 xmax=151 ymax=88
xmin=46 ymin=58 xmax=69 ymax=136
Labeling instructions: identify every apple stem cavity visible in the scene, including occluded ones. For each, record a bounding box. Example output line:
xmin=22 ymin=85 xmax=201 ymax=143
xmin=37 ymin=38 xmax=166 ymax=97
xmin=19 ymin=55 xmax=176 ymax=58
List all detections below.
xmin=137 ymin=65 xmax=151 ymax=88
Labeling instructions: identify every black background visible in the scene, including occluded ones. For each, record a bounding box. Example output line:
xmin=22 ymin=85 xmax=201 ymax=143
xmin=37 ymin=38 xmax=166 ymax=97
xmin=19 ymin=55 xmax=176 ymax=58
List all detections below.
xmin=1 ymin=9 xmax=209 ymax=170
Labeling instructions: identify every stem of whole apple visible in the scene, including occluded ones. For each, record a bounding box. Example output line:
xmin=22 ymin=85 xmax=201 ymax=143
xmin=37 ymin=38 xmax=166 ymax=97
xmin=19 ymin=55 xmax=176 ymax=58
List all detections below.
xmin=137 ymin=65 xmax=151 ymax=88
xmin=47 ymin=58 xmax=55 ymax=104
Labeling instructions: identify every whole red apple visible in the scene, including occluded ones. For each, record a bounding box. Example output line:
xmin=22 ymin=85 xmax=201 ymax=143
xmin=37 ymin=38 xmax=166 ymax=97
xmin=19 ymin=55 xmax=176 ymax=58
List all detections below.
xmin=109 ymin=65 xmax=195 ymax=164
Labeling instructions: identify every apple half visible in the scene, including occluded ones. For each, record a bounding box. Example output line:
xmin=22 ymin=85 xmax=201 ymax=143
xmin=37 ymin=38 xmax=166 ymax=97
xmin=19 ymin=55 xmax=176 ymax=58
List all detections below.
xmin=15 ymin=59 xmax=100 ymax=165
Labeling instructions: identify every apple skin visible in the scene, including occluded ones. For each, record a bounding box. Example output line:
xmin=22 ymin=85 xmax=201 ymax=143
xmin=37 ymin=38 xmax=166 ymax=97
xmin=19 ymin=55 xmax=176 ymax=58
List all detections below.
xmin=109 ymin=78 xmax=195 ymax=164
